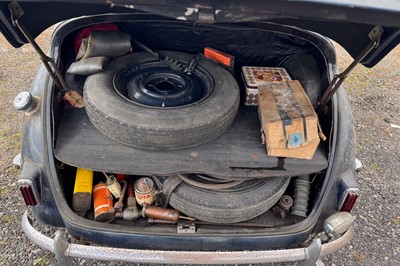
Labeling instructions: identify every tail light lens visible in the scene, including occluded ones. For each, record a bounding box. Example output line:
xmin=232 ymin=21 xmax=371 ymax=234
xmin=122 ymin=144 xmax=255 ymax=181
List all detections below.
xmin=17 ymin=161 xmax=41 ymax=207
xmin=337 ymin=170 xmax=360 ymax=212
xmin=18 ymin=178 xmax=40 ymax=206
xmin=339 ymin=190 xmax=359 ymax=212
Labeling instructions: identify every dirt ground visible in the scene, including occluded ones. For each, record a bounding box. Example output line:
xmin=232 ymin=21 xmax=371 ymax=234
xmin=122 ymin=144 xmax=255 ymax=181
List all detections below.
xmin=0 ymin=27 xmax=399 ymax=266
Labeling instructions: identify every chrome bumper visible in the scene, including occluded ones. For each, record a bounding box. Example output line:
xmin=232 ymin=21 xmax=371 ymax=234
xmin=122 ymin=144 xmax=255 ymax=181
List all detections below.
xmin=22 ymin=211 xmax=354 ymax=266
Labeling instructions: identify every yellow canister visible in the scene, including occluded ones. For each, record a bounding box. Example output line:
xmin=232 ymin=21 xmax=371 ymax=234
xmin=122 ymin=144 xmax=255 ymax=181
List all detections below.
xmin=73 ymin=168 xmax=93 ymax=212
xmin=134 ymin=177 xmax=156 ymax=206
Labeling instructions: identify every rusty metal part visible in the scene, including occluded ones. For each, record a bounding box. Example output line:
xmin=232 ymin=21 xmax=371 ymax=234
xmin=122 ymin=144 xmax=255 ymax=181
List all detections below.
xmin=278 ymin=195 xmax=293 ymax=213
xmin=63 ymin=91 xmax=84 ymax=108
xmin=272 ymin=205 xmax=286 ymax=219
xmin=66 ymin=56 xmax=110 ymax=76
xmin=147 ymin=218 xmax=175 ymax=224
xmin=114 ymin=180 xmax=127 ymax=212
xmin=291 ymin=175 xmax=310 ymax=217
xmin=134 ymin=177 xmax=156 ymax=206
xmin=142 ymin=205 xmax=194 ymax=222
xmin=142 ymin=205 xmax=180 ymax=222
xmin=115 ymin=179 xmax=139 ymax=221
xmin=93 ymin=183 xmax=115 ymax=223
xmin=80 ymin=31 xmax=131 ymax=59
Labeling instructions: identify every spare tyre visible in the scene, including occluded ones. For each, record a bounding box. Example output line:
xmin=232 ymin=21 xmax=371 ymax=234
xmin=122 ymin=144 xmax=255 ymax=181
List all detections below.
xmin=83 ymin=51 xmax=240 ymax=150
xmin=169 ymin=175 xmax=291 ymax=223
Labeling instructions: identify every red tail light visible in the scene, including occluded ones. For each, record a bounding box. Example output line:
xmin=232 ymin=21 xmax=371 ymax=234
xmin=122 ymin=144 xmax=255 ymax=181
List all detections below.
xmin=340 ymin=192 xmax=359 ymax=212
xmin=19 ymin=185 xmax=38 ymax=206
xmin=18 ymin=179 xmax=39 ymax=206
xmin=337 ymin=170 xmax=360 ymax=212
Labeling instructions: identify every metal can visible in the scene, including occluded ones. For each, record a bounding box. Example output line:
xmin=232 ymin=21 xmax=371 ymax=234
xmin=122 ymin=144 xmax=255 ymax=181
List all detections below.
xmin=93 ymin=183 xmax=115 ymax=223
xmin=105 ymin=175 xmax=122 ymax=198
xmin=134 ymin=177 xmax=156 ymax=206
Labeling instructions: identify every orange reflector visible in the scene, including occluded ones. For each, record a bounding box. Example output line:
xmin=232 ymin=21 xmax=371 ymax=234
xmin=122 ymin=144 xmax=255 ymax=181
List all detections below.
xmin=204 ymin=47 xmax=234 ymax=67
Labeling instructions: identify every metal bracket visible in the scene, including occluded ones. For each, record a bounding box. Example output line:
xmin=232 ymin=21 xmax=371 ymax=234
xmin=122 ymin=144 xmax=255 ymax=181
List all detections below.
xmin=319 ymin=25 xmax=384 ymax=113
xmin=13 ymin=153 xmax=22 ymax=169
xmin=54 ymin=231 xmax=74 ymax=266
xmin=183 ymin=56 xmax=199 ymax=75
xmin=155 ymin=175 xmax=183 ymax=208
xmin=197 ymin=9 xmax=215 ymax=24
xmin=8 ymin=1 xmax=69 ymax=93
xmin=298 ymin=238 xmax=322 ymax=266
xmin=177 ymin=223 xmax=196 ymax=234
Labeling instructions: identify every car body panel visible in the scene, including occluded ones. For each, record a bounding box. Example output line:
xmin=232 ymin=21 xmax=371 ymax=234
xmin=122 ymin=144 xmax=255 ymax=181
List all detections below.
xmin=0 ymin=0 xmax=400 ymax=67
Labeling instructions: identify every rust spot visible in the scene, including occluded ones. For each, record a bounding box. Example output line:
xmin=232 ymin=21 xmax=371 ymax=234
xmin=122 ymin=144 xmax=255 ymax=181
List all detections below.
xmin=190 ymin=151 xmax=199 ymax=157
xmin=250 ymin=153 xmax=258 ymax=159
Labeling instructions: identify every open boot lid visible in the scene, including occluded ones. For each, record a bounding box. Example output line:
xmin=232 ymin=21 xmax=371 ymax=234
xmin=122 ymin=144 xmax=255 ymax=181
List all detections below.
xmin=0 ymin=0 xmax=400 ymax=67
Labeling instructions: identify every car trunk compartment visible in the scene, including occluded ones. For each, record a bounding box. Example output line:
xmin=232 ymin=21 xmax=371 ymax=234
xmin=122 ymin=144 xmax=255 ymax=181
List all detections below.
xmin=48 ymin=15 xmax=333 ymax=245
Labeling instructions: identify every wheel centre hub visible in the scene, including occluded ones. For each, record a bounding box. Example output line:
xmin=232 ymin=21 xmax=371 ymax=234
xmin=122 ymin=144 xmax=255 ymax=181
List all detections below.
xmin=113 ymin=60 xmax=214 ymax=108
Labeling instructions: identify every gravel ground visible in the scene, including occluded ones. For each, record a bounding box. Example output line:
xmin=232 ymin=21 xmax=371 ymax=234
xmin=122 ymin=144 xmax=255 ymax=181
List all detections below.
xmin=0 ymin=27 xmax=399 ymax=266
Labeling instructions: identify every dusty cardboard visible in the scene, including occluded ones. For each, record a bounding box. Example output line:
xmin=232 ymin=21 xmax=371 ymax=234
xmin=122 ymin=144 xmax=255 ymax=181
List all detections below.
xmin=258 ymin=80 xmax=320 ymax=160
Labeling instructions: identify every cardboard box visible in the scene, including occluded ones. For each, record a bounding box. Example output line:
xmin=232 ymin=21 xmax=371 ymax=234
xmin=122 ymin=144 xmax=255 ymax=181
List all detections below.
xmin=258 ymin=80 xmax=320 ymax=160
xmin=242 ymin=66 xmax=291 ymax=106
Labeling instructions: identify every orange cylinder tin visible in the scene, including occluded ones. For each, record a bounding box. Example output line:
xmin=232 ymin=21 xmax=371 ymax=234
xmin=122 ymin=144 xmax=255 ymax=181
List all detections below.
xmin=93 ymin=183 xmax=115 ymax=223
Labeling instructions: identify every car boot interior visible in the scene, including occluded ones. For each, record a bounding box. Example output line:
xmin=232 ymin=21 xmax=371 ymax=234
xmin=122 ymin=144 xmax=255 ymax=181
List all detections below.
xmin=49 ymin=14 xmax=335 ymax=248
